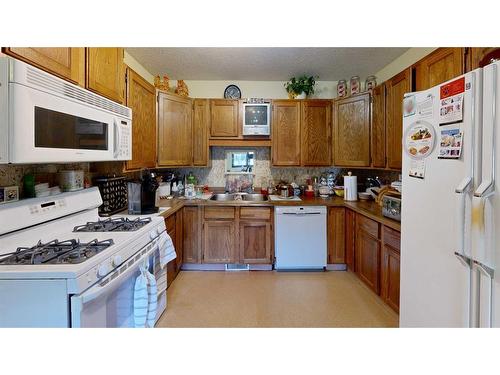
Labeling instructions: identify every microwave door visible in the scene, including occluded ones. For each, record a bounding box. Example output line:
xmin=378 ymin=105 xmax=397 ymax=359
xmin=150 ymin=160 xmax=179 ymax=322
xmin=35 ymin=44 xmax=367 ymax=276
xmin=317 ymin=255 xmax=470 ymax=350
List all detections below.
xmin=9 ymin=82 xmax=115 ymax=163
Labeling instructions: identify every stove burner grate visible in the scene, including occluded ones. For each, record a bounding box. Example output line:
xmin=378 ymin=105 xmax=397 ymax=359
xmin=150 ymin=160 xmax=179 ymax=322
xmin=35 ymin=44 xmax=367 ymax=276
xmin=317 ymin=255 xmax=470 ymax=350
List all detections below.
xmin=73 ymin=217 xmax=152 ymax=232
xmin=0 ymin=238 xmax=114 ymax=265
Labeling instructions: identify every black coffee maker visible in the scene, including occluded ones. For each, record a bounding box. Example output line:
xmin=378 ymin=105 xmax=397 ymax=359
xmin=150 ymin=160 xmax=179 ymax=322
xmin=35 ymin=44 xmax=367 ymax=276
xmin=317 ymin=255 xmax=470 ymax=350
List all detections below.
xmin=127 ymin=169 xmax=160 ymax=214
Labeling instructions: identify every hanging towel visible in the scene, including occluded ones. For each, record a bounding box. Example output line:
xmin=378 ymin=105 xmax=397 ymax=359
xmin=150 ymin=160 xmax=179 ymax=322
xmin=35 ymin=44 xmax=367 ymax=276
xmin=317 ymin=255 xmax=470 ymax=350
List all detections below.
xmin=144 ymin=268 xmax=158 ymax=328
xmin=158 ymin=232 xmax=177 ymax=268
xmin=154 ymin=251 xmax=168 ymax=295
xmin=133 ymin=267 xmax=149 ymax=328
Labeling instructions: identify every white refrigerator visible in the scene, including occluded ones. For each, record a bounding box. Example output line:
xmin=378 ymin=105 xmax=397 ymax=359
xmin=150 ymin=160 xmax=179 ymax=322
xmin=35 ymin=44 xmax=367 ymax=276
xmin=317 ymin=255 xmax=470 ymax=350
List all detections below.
xmin=400 ymin=60 xmax=500 ymax=327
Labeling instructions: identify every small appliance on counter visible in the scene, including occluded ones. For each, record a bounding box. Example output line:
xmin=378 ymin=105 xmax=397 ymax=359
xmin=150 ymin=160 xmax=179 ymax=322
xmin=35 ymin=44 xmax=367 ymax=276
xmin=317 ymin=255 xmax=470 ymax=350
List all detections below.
xmin=58 ymin=170 xmax=84 ymax=192
xmin=382 ymin=195 xmax=402 ymax=221
xmin=94 ymin=175 xmax=128 ymax=216
xmin=127 ymin=170 xmax=160 ymax=214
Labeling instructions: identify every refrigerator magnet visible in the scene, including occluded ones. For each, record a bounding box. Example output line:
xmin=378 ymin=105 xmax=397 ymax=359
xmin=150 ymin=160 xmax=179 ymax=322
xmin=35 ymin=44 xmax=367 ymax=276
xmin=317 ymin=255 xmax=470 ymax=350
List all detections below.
xmin=403 ymin=95 xmax=416 ymax=117
xmin=404 ymin=120 xmax=436 ymax=160
xmin=409 ymin=160 xmax=426 ymax=179
xmin=439 ymin=77 xmax=465 ymax=125
xmin=416 ymin=94 xmax=434 ymax=118
xmin=438 ymin=128 xmax=463 ymax=159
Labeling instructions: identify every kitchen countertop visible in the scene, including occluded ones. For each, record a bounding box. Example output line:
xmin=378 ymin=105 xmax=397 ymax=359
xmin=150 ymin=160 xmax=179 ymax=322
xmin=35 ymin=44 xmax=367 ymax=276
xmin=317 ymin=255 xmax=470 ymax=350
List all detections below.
xmin=158 ymin=194 xmax=401 ymax=231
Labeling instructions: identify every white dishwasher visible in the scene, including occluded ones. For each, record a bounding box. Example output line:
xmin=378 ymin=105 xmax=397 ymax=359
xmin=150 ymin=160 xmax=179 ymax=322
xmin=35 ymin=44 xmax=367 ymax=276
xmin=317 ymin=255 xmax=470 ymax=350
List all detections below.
xmin=274 ymin=206 xmax=327 ymax=270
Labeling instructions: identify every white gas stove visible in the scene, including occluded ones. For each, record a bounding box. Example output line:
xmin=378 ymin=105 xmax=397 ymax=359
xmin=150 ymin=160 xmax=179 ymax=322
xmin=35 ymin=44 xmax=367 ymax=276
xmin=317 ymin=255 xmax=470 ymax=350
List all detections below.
xmin=0 ymin=187 xmax=167 ymax=327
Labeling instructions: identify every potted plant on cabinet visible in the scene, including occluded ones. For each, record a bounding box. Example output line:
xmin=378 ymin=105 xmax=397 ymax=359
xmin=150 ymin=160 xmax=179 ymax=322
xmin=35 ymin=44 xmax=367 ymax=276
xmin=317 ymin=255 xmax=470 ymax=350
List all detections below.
xmin=284 ymin=75 xmax=318 ymax=99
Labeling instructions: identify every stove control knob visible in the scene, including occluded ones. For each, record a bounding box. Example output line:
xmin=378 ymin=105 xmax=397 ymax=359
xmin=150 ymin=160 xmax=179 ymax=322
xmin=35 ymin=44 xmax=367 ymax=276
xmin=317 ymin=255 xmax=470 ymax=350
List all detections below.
xmin=97 ymin=263 xmax=110 ymax=277
xmin=150 ymin=230 xmax=157 ymax=239
xmin=112 ymin=255 xmax=123 ymax=267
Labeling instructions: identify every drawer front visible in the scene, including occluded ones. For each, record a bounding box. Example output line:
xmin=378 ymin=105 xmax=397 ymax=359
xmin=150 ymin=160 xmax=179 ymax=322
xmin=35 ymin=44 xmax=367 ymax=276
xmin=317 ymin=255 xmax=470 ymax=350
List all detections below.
xmin=165 ymin=214 xmax=176 ymax=234
xmin=240 ymin=207 xmax=271 ymax=220
xmin=357 ymin=214 xmax=379 ymax=238
xmin=383 ymin=225 xmax=400 ymax=252
xmin=204 ymin=206 xmax=235 ymax=220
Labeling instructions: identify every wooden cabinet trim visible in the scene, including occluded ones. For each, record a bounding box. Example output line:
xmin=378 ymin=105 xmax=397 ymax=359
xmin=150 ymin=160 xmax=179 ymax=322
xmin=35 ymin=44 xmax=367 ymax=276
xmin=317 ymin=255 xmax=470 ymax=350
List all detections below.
xmin=240 ymin=207 xmax=271 ymax=221
xmin=204 ymin=206 xmax=236 ymax=220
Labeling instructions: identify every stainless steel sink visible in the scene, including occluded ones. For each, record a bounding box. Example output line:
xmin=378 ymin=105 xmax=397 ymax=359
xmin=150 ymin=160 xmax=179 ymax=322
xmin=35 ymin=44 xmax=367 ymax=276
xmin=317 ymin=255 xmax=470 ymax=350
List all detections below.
xmin=209 ymin=193 xmax=237 ymax=201
xmin=241 ymin=193 xmax=268 ymax=202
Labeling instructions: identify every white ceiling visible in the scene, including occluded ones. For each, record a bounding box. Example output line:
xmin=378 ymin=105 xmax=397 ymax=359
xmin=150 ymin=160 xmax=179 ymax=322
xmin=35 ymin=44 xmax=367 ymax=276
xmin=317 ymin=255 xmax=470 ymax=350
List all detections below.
xmin=125 ymin=47 xmax=409 ymax=81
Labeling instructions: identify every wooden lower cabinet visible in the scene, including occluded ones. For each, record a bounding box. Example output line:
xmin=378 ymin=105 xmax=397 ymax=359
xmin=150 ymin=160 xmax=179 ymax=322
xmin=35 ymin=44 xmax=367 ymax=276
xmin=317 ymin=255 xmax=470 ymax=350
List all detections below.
xmin=239 ymin=221 xmax=272 ymax=263
xmin=381 ymin=226 xmax=401 ymax=312
xmin=203 ymin=221 xmax=236 ymax=263
xmin=345 ymin=209 xmax=356 ymax=271
xmin=355 ymin=215 xmax=381 ymax=294
xmin=327 ymin=207 xmax=345 ymax=264
xmin=182 ymin=207 xmax=202 ymax=263
xmin=164 ymin=209 xmax=184 ymax=287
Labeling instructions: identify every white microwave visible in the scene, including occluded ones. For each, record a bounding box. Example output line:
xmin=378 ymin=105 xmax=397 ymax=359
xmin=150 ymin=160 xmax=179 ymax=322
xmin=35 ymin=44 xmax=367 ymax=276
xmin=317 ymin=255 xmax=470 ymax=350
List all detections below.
xmin=242 ymin=101 xmax=271 ymax=136
xmin=0 ymin=57 xmax=132 ymax=164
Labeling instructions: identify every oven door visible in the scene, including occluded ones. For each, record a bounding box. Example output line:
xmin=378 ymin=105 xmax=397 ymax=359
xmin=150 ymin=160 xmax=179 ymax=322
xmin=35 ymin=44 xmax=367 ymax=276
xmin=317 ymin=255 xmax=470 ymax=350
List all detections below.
xmin=70 ymin=241 xmax=165 ymax=328
xmin=8 ymin=82 xmax=129 ymax=163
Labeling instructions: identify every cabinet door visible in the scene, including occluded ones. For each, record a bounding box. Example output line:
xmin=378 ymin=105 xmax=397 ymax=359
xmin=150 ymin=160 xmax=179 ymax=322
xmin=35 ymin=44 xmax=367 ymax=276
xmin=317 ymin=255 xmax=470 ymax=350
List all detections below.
xmin=193 ymin=99 xmax=210 ymax=166
xmin=125 ymin=68 xmax=156 ymax=170
xmin=239 ymin=221 xmax=272 ymax=264
xmin=272 ymin=100 xmax=301 ymax=166
xmin=381 ymin=226 xmax=400 ymax=312
xmin=386 ymin=69 xmax=410 ymax=170
xmin=327 ymin=207 xmax=345 ymax=264
xmin=157 ymin=93 xmax=193 ymax=166
xmin=86 ymin=48 xmax=125 ymax=103
xmin=333 ymin=93 xmax=370 ymax=167
xmin=345 ymin=209 xmax=356 ymax=271
xmin=355 ymin=217 xmax=381 ymax=294
xmin=415 ymin=48 xmax=465 ymax=91
xmin=468 ymin=47 xmax=500 ymax=70
xmin=371 ymin=85 xmax=386 ymax=168
xmin=175 ymin=210 xmax=184 ymax=270
xmin=203 ymin=221 xmax=236 ymax=263
xmin=301 ymin=100 xmax=332 ymax=166
xmin=3 ymin=47 xmax=85 ymax=86
xmin=210 ymin=99 xmax=239 ymax=137
xmin=183 ymin=207 xmax=202 ymax=263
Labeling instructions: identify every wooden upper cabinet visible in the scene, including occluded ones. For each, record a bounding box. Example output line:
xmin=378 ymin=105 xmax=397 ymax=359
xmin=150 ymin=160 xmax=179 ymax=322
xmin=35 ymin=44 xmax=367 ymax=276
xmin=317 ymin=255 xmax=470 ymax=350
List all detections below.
xmin=86 ymin=48 xmax=125 ymax=103
xmin=272 ymin=100 xmax=301 ymax=166
xmin=371 ymin=85 xmax=386 ymax=168
xmin=210 ymin=99 xmax=239 ymax=137
xmin=386 ymin=68 xmax=411 ymax=170
xmin=333 ymin=93 xmax=370 ymax=167
xmin=327 ymin=207 xmax=346 ymax=264
xmin=125 ymin=68 xmax=156 ymax=171
xmin=3 ymin=47 xmax=85 ymax=86
xmin=467 ymin=47 xmax=500 ymax=70
xmin=415 ymin=48 xmax=465 ymax=91
xmin=301 ymin=100 xmax=332 ymax=166
xmin=193 ymin=99 xmax=210 ymax=166
xmin=157 ymin=92 xmax=193 ymax=166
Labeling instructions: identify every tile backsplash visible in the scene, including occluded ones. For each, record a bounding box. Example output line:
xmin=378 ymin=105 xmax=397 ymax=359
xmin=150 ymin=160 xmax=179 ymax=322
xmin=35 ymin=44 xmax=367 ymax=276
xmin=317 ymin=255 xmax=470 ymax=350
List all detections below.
xmin=160 ymin=147 xmax=400 ymax=188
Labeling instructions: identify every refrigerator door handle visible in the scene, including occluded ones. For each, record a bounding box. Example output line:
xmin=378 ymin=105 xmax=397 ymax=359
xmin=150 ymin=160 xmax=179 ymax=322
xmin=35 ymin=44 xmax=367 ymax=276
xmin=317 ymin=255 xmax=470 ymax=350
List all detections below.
xmin=455 ymin=177 xmax=473 ymax=256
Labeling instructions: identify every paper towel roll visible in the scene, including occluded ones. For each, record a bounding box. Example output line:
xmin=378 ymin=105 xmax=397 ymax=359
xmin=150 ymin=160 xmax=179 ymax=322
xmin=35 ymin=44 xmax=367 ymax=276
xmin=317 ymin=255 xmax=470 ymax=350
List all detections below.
xmin=344 ymin=172 xmax=358 ymax=201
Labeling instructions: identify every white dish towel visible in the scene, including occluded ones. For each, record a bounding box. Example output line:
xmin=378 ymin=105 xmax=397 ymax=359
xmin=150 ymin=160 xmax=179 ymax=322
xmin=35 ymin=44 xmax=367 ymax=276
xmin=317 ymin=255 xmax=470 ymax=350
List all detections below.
xmin=134 ymin=262 xmax=158 ymax=328
xmin=154 ymin=231 xmax=177 ymax=294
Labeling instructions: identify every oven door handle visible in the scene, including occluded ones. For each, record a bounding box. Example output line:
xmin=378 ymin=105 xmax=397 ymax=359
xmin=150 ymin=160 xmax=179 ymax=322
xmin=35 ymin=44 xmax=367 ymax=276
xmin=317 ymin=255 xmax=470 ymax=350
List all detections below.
xmin=78 ymin=239 xmax=159 ymax=305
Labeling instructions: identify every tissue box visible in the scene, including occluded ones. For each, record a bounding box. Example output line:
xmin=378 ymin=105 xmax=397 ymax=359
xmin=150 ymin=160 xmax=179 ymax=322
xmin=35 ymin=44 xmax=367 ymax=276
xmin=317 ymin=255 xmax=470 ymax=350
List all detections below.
xmin=0 ymin=186 xmax=19 ymax=204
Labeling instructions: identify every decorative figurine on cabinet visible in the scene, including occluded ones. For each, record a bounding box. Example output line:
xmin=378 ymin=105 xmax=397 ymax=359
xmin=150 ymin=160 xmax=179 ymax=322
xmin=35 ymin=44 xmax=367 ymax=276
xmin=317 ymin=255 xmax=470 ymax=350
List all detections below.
xmin=175 ymin=80 xmax=189 ymax=97
xmin=154 ymin=75 xmax=170 ymax=91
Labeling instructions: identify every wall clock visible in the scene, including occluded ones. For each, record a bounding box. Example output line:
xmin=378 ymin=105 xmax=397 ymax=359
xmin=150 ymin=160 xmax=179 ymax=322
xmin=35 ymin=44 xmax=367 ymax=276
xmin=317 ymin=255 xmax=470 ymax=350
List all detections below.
xmin=224 ymin=84 xmax=241 ymax=99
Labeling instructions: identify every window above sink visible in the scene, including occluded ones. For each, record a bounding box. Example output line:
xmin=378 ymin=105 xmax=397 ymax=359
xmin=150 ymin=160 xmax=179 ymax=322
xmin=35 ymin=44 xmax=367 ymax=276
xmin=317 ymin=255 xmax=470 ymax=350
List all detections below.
xmin=225 ymin=150 xmax=255 ymax=174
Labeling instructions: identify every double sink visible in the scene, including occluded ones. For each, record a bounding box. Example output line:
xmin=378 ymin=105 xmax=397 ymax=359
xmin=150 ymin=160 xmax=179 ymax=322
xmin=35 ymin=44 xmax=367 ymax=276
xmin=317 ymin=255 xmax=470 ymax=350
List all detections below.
xmin=209 ymin=193 xmax=268 ymax=202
